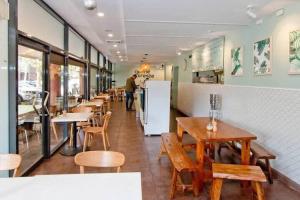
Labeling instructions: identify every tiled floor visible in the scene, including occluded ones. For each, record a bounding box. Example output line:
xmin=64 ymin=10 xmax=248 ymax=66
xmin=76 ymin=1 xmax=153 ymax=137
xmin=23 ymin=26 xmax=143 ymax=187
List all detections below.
xmin=30 ymin=101 xmax=300 ymax=200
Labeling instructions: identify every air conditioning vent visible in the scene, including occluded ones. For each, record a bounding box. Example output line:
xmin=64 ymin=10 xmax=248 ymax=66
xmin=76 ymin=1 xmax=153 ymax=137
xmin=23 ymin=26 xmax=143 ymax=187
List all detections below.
xmin=106 ymin=40 xmax=123 ymax=44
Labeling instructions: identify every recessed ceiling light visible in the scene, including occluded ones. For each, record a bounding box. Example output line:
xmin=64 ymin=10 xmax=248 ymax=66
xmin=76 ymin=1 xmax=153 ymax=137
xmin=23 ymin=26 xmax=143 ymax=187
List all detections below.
xmin=108 ymin=33 xmax=114 ymax=38
xmin=177 ymin=52 xmax=182 ymax=56
xmin=119 ymin=55 xmax=122 ymax=58
xmin=246 ymin=5 xmax=257 ymax=19
xmin=116 ymin=51 xmax=120 ymax=54
xmin=113 ymin=44 xmax=118 ymax=48
xmin=120 ymin=59 xmax=124 ymax=62
xmin=97 ymin=12 xmax=104 ymax=17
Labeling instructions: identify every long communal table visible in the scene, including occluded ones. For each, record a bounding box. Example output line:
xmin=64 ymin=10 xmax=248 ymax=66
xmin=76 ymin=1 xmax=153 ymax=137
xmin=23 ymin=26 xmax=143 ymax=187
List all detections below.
xmin=176 ymin=117 xmax=257 ymax=194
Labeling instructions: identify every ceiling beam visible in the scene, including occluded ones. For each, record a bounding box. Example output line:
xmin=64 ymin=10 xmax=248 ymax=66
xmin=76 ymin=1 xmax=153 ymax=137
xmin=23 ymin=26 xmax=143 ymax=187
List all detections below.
xmin=125 ymin=19 xmax=248 ymax=26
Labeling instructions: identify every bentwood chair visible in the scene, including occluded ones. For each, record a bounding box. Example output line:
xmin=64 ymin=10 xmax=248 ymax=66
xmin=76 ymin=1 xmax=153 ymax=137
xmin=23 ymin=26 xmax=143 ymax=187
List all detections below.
xmin=83 ymin=111 xmax=112 ymax=151
xmin=74 ymin=151 xmax=125 ymax=173
xmin=0 ymin=154 xmax=22 ymax=177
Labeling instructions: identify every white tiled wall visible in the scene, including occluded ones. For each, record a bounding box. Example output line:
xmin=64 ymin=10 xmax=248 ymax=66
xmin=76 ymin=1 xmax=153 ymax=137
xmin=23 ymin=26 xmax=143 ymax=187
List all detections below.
xmin=178 ymin=83 xmax=300 ymax=184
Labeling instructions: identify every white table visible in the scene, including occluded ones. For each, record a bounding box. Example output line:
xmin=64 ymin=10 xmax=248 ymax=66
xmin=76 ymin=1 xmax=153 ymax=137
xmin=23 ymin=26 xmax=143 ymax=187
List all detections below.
xmin=52 ymin=113 xmax=93 ymax=156
xmin=18 ymin=105 xmax=42 ymax=117
xmin=0 ymin=173 xmax=142 ymax=200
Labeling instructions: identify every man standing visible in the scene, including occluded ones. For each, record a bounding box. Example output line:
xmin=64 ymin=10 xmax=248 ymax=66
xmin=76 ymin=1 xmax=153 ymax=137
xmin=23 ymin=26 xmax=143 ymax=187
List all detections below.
xmin=125 ymin=74 xmax=137 ymax=111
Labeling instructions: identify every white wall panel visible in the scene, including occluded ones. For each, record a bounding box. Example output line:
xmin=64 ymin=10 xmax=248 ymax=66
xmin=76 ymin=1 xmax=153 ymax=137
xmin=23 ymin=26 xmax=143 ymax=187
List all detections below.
xmin=91 ymin=47 xmax=97 ymax=65
xmin=99 ymin=54 xmax=104 ymax=67
xmin=178 ymin=83 xmax=300 ymax=184
xmin=18 ymin=0 xmax=64 ymax=49
xmin=69 ymin=30 xmax=85 ymax=58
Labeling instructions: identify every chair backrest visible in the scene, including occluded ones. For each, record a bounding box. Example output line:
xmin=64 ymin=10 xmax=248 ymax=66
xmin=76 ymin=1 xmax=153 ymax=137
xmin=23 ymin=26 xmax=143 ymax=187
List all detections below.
xmin=103 ymin=111 xmax=112 ymax=131
xmin=0 ymin=154 xmax=22 ymax=177
xmin=72 ymin=106 xmax=93 ymax=113
xmin=74 ymin=151 xmax=125 ymax=173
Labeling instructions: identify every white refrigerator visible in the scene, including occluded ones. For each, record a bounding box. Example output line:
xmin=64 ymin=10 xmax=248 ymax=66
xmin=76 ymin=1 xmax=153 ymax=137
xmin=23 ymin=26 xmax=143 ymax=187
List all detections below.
xmin=143 ymin=80 xmax=171 ymax=136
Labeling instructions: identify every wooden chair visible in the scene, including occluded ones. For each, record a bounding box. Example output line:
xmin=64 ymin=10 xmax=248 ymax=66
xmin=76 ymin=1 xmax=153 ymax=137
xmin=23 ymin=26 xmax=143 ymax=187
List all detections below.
xmin=211 ymin=163 xmax=267 ymax=200
xmin=50 ymin=105 xmax=59 ymax=142
xmin=0 ymin=154 xmax=22 ymax=177
xmin=70 ymin=106 xmax=93 ymax=146
xmin=89 ymin=99 xmax=104 ymax=125
xmin=161 ymin=133 xmax=198 ymax=199
xmin=83 ymin=111 xmax=112 ymax=151
xmin=74 ymin=151 xmax=125 ymax=173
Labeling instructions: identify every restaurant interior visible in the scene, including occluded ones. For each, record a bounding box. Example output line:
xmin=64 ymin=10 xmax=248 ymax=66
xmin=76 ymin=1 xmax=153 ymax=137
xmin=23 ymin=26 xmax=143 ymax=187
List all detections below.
xmin=1 ymin=0 xmax=300 ymax=199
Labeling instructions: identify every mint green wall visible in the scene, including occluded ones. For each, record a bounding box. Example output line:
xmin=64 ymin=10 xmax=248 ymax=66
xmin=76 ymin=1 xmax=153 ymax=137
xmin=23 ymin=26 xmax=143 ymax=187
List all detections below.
xmin=224 ymin=2 xmax=300 ymax=89
xmin=168 ymin=2 xmax=300 ymax=89
xmin=167 ymin=51 xmax=193 ymax=83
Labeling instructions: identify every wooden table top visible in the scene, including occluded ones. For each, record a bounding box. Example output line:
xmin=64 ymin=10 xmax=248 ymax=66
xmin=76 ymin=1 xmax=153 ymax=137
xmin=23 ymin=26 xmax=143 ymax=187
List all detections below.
xmin=80 ymin=100 xmax=103 ymax=107
xmin=176 ymin=117 xmax=257 ymax=142
xmin=51 ymin=113 xmax=93 ymax=123
xmin=94 ymin=95 xmax=110 ymax=100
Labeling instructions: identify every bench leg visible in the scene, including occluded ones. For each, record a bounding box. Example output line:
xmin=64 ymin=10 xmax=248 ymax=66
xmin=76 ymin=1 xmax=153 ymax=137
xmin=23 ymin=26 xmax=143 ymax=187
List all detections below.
xmin=217 ymin=143 xmax=229 ymax=156
xmin=191 ymin=171 xmax=200 ymax=197
xmin=265 ymin=159 xmax=273 ymax=184
xmin=158 ymin=141 xmax=166 ymax=160
xmin=211 ymin=178 xmax=223 ymax=200
xmin=253 ymin=182 xmax=265 ymax=200
xmin=170 ymin=168 xmax=178 ymax=199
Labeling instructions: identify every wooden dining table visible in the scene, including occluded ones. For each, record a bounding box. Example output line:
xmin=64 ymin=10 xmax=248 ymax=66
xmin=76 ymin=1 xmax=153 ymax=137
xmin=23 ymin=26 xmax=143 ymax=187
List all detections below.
xmin=80 ymin=100 xmax=103 ymax=108
xmin=94 ymin=94 xmax=110 ymax=101
xmin=176 ymin=117 xmax=257 ymax=194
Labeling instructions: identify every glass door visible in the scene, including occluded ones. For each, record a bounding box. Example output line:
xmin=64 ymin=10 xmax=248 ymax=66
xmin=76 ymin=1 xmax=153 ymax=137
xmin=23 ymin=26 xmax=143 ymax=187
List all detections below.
xmin=90 ymin=66 xmax=98 ymax=97
xmin=49 ymin=53 xmax=67 ymax=153
xmin=17 ymin=45 xmax=45 ymax=174
xmin=68 ymin=59 xmax=85 ymax=108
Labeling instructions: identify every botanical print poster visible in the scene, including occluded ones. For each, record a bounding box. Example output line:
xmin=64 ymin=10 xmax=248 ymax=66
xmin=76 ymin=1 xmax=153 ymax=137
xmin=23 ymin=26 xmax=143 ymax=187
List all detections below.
xmin=289 ymin=30 xmax=300 ymax=74
xmin=231 ymin=47 xmax=243 ymax=76
xmin=254 ymin=38 xmax=271 ymax=75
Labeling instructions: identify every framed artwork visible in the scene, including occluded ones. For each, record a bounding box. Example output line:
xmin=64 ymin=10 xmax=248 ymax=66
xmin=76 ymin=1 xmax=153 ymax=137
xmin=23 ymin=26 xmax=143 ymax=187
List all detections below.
xmin=289 ymin=30 xmax=300 ymax=74
xmin=231 ymin=47 xmax=243 ymax=76
xmin=253 ymin=38 xmax=272 ymax=75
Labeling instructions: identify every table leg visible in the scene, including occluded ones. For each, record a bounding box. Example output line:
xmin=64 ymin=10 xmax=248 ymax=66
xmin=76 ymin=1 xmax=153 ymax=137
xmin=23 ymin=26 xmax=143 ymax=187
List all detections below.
xmin=194 ymin=141 xmax=206 ymax=194
xmin=60 ymin=122 xmax=82 ymax=156
xmin=241 ymin=140 xmax=251 ymax=187
xmin=177 ymin=123 xmax=184 ymax=143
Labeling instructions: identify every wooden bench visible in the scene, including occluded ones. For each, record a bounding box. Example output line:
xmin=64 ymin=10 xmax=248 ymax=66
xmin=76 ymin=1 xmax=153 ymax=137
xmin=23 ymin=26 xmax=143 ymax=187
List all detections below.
xmin=161 ymin=133 xmax=198 ymax=199
xmin=211 ymin=163 xmax=267 ymax=200
xmin=218 ymin=141 xmax=276 ymax=184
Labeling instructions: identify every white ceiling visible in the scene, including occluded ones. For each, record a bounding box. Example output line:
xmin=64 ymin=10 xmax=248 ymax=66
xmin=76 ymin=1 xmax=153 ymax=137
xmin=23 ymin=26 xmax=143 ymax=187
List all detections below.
xmin=44 ymin=0 xmax=298 ymax=65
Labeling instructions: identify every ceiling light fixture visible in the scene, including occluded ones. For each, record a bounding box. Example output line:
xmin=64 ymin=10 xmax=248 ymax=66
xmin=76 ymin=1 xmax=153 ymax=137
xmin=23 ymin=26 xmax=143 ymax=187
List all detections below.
xmin=97 ymin=12 xmax=104 ymax=17
xmin=120 ymin=59 xmax=124 ymax=62
xmin=119 ymin=55 xmax=122 ymax=58
xmin=116 ymin=51 xmax=120 ymax=54
xmin=246 ymin=5 xmax=257 ymax=19
xmin=276 ymin=8 xmax=285 ymax=17
xmin=256 ymin=19 xmax=263 ymax=25
xmin=83 ymin=0 xmax=97 ymax=10
xmin=108 ymin=33 xmax=114 ymax=38
xmin=113 ymin=44 xmax=118 ymax=48
xmin=177 ymin=52 xmax=182 ymax=56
